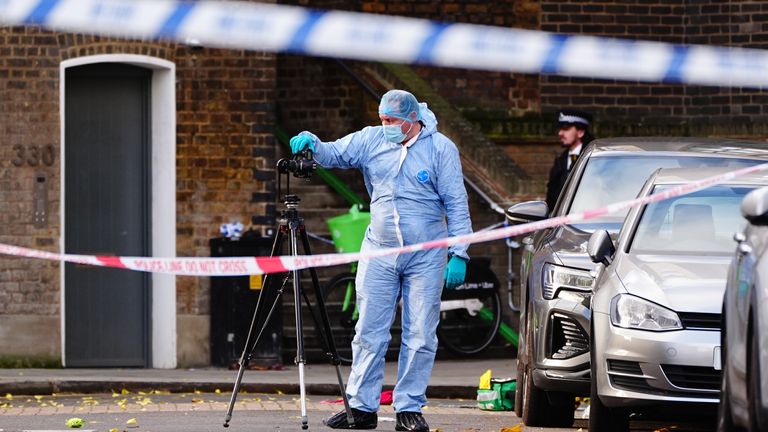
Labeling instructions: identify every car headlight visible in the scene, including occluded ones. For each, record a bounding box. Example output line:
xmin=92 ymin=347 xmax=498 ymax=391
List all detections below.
xmin=610 ymin=294 xmax=682 ymax=332
xmin=542 ymin=263 xmax=594 ymax=300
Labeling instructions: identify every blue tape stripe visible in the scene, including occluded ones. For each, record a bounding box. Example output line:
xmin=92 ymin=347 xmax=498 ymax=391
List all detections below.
xmin=663 ymin=45 xmax=688 ymax=83
xmin=157 ymin=2 xmax=195 ymax=38
xmin=23 ymin=0 xmax=59 ymax=24
xmin=286 ymin=10 xmax=324 ymax=53
xmin=541 ymin=34 xmax=568 ymax=74
xmin=416 ymin=22 xmax=449 ymax=63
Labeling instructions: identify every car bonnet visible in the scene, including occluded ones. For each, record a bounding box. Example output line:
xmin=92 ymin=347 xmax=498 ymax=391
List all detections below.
xmin=613 ymin=253 xmax=731 ymax=314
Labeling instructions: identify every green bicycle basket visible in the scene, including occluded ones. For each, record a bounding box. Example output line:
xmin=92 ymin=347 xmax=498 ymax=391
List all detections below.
xmin=326 ymin=205 xmax=371 ymax=253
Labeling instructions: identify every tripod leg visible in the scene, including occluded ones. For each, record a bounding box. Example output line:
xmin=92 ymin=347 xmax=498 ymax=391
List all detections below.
xmin=299 ymin=226 xmax=356 ymax=427
xmin=289 ymin=226 xmax=310 ymax=430
xmin=224 ymin=228 xmax=286 ymax=428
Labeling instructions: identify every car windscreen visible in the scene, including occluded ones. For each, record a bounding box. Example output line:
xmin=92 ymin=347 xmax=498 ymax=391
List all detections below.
xmin=630 ymin=185 xmax=756 ymax=255
xmin=568 ymin=155 xmax=762 ymax=231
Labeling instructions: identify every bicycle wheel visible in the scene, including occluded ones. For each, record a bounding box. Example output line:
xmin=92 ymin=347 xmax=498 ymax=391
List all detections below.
xmin=437 ymin=288 xmax=502 ymax=356
xmin=322 ymin=272 xmax=357 ymax=365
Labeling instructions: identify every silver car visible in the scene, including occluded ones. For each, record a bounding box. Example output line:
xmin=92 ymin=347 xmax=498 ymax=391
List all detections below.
xmin=507 ymin=138 xmax=768 ymax=428
xmin=587 ymin=168 xmax=768 ymax=432
xmin=718 ymin=186 xmax=768 ymax=432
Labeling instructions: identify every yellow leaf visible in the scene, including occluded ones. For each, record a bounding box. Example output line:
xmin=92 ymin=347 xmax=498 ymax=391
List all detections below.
xmin=34 ymin=395 xmax=44 ymax=401
xmin=194 ymin=389 xmax=202 ymax=394
xmin=121 ymin=389 xmax=130 ymax=395
xmin=126 ymin=417 xmax=138 ymax=426
xmin=499 ymin=425 xmax=523 ymax=432
xmin=110 ymin=429 xmax=119 ymax=432
xmin=5 ymin=393 xmax=12 ymax=400
xmin=215 ymin=389 xmax=221 ymax=394
xmin=65 ymin=417 xmax=84 ymax=428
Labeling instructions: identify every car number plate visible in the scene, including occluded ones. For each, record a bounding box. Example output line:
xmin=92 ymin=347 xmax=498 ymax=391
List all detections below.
xmin=714 ymin=346 xmax=722 ymax=371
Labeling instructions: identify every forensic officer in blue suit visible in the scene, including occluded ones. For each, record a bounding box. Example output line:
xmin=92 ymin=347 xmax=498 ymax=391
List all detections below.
xmin=290 ymin=89 xmax=472 ymax=431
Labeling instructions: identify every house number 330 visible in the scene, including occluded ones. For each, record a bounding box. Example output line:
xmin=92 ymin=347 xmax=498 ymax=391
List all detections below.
xmin=12 ymin=144 xmax=56 ymax=167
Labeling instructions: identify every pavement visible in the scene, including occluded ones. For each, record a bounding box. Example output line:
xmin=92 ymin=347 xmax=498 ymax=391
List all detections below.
xmin=0 ymin=359 xmax=518 ymax=399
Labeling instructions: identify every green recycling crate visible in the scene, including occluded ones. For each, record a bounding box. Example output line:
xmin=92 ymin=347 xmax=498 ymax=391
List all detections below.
xmin=326 ymin=205 xmax=371 ymax=253
xmin=476 ymin=378 xmax=516 ymax=411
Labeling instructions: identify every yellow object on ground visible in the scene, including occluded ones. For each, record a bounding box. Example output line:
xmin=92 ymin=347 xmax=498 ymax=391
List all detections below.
xmin=479 ymin=369 xmax=492 ymax=390
xmin=65 ymin=417 xmax=84 ymax=428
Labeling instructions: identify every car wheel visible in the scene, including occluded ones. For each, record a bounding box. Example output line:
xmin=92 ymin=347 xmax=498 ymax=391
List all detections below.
xmin=748 ymin=329 xmax=768 ymax=432
xmin=520 ymin=305 xmax=575 ymax=428
xmin=589 ymin=328 xmax=628 ymax=432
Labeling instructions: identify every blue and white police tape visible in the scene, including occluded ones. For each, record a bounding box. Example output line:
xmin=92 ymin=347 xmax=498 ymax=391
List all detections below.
xmin=2 ymin=0 xmax=768 ymax=88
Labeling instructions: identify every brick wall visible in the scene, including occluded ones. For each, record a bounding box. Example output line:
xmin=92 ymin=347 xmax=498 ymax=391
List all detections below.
xmin=175 ymin=46 xmax=276 ymax=315
xmin=0 ymin=26 xmax=276 ymax=361
xmin=279 ymin=0 xmax=541 ymax=116
xmin=540 ymin=0 xmax=768 ymax=123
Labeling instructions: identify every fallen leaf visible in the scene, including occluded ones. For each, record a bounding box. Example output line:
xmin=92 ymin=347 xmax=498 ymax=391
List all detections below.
xmin=65 ymin=417 xmax=84 ymax=428
xmin=215 ymin=389 xmax=221 ymax=394
xmin=126 ymin=417 xmax=138 ymax=427
xmin=5 ymin=393 xmax=12 ymax=400
xmin=499 ymin=425 xmax=523 ymax=432
xmin=110 ymin=429 xmax=119 ymax=432
xmin=121 ymin=389 xmax=130 ymax=395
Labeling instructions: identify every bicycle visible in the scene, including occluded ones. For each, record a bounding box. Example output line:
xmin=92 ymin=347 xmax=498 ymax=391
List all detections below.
xmin=321 ymin=256 xmax=503 ymax=365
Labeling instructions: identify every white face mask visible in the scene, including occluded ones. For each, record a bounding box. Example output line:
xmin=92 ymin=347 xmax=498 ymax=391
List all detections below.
xmin=382 ymin=121 xmax=413 ymax=143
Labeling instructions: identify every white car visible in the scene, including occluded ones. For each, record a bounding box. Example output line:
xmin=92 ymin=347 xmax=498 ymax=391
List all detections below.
xmin=587 ymin=168 xmax=768 ymax=432
xmin=718 ymin=186 xmax=768 ymax=432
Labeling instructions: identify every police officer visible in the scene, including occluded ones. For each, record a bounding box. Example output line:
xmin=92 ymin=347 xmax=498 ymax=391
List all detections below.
xmin=545 ymin=109 xmax=594 ymax=211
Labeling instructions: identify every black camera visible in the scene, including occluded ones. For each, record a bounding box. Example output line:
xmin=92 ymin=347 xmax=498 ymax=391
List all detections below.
xmin=277 ymin=149 xmax=317 ymax=179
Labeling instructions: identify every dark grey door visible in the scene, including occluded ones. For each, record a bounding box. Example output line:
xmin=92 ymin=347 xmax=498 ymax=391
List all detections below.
xmin=64 ymin=63 xmax=151 ymax=367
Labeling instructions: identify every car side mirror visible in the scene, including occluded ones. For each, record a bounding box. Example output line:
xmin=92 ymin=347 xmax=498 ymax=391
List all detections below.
xmin=506 ymin=201 xmax=549 ymax=225
xmin=588 ymin=230 xmax=615 ymax=266
xmin=741 ymin=186 xmax=768 ymax=226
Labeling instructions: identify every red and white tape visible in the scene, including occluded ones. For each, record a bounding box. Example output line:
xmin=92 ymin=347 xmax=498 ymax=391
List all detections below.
xmin=2 ymin=163 xmax=767 ymax=276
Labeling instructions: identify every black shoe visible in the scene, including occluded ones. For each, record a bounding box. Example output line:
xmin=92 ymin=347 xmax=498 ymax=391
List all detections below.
xmin=323 ymin=408 xmax=377 ymax=429
xmin=395 ymin=411 xmax=429 ymax=432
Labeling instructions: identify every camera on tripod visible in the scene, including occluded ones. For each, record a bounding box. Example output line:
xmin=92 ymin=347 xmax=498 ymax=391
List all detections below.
xmin=277 ymin=149 xmax=317 ymax=179
xmin=225 ymin=145 xmax=356 ymax=430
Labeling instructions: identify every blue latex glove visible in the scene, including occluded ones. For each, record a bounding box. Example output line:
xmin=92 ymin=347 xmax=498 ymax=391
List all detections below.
xmin=443 ymin=256 xmax=467 ymax=289
xmin=289 ymin=134 xmax=316 ymax=154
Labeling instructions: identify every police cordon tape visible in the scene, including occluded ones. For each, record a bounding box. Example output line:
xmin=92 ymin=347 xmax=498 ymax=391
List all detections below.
xmin=1 ymin=163 xmax=767 ymax=277
xmin=3 ymin=0 xmax=768 ymax=87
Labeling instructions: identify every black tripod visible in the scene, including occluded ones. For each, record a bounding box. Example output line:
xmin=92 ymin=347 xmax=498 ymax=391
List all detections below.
xmin=223 ymin=153 xmax=355 ymax=429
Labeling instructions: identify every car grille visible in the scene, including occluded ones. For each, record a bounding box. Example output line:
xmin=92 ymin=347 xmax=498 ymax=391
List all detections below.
xmin=607 ymin=359 xmax=643 ymax=375
xmin=549 ymin=313 xmax=589 ymax=359
xmin=662 ymin=365 xmax=721 ymax=391
xmin=609 ymin=375 xmax=654 ymax=393
xmin=678 ymin=312 xmax=721 ymax=330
